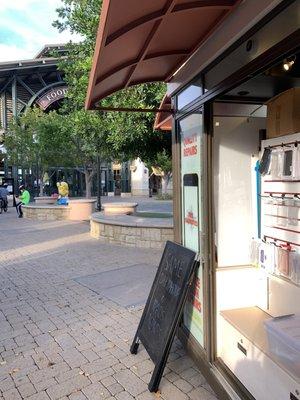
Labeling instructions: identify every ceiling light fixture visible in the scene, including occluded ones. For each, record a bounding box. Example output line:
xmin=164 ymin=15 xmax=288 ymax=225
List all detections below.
xmin=283 ymin=56 xmax=296 ymax=71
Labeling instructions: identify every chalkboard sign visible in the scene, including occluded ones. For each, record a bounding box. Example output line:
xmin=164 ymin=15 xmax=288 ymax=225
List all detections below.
xmin=130 ymin=241 xmax=197 ymax=392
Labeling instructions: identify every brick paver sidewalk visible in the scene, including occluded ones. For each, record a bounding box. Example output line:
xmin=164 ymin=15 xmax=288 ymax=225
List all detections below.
xmin=0 ymin=209 xmax=217 ymax=400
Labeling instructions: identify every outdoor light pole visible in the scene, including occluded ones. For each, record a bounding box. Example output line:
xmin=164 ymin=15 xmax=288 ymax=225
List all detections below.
xmin=96 ymin=153 xmax=101 ymax=211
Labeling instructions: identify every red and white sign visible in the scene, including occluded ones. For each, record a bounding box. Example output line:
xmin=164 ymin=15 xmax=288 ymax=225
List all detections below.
xmin=183 ymin=133 xmax=198 ymax=157
xmin=185 ymin=210 xmax=198 ymax=227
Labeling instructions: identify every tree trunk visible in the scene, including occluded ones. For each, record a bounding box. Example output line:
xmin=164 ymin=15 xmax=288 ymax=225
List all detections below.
xmin=84 ymin=170 xmax=93 ymax=199
xmin=161 ymin=175 xmax=168 ymax=195
xmin=39 ymin=173 xmax=44 ymax=196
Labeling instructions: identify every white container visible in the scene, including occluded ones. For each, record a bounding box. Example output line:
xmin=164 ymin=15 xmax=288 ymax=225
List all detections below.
xmin=290 ymin=251 xmax=300 ymax=285
xmin=264 ymin=315 xmax=300 ymax=378
xmin=259 ymin=242 xmax=275 ymax=274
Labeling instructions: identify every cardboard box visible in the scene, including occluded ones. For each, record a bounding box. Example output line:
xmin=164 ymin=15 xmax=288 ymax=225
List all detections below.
xmin=267 ymin=88 xmax=300 ymax=138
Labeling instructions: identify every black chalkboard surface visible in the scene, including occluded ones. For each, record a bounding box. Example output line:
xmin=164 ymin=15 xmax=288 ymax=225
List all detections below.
xmin=130 ymin=241 xmax=197 ymax=392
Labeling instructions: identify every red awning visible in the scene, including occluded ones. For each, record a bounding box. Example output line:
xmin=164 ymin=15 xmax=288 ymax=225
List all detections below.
xmin=154 ymin=95 xmax=172 ymax=131
xmin=86 ymin=0 xmax=240 ymax=110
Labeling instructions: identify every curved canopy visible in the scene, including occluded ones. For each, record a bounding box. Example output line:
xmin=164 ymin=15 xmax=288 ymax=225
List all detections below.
xmin=154 ymin=95 xmax=172 ymax=131
xmin=86 ymin=0 xmax=240 ymax=109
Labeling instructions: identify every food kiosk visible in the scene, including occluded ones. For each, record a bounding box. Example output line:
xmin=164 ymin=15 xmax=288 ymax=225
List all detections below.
xmin=86 ymin=1 xmax=300 ymax=398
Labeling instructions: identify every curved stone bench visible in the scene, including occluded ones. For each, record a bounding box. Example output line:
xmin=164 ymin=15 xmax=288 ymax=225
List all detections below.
xmin=23 ymin=199 xmax=96 ymax=221
xmin=23 ymin=204 xmax=70 ymax=221
xmin=34 ymin=196 xmax=57 ymax=205
xmin=90 ymin=212 xmax=174 ymax=249
xmin=103 ymin=202 xmax=138 ymax=215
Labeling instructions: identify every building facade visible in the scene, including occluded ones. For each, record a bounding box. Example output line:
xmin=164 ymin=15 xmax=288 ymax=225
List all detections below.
xmin=0 ymin=45 xmax=136 ymax=197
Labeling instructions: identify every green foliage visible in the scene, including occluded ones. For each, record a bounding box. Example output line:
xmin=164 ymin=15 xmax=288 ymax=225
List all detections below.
xmin=58 ymin=109 xmax=111 ymax=167
xmin=5 ymin=108 xmax=71 ymax=171
xmin=53 ymin=0 xmax=171 ymax=172
xmin=53 ymin=0 xmax=103 ymax=111
xmin=153 ymin=149 xmax=172 ymax=175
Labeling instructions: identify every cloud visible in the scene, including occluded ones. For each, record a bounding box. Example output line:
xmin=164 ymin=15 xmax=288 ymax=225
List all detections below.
xmin=0 ymin=0 xmax=81 ymax=62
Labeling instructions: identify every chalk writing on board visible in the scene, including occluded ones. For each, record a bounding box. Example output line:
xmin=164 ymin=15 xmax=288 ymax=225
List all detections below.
xmin=130 ymin=241 xmax=197 ymax=393
xmin=158 ymin=272 xmax=181 ymax=297
xmin=147 ymin=298 xmax=165 ymax=337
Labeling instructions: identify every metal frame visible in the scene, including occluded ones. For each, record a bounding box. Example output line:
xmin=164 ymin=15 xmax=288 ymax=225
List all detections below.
xmin=173 ymin=0 xmax=298 ymax=115
xmin=0 ymin=62 xmax=66 ymax=129
xmin=172 ymin=5 xmax=300 ymax=400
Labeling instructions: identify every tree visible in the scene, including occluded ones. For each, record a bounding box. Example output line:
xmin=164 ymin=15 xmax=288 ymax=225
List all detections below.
xmin=152 ymin=149 xmax=173 ymax=195
xmin=59 ymin=110 xmax=111 ymax=197
xmin=5 ymin=108 xmax=71 ymax=195
xmin=53 ymin=0 xmax=172 ymax=192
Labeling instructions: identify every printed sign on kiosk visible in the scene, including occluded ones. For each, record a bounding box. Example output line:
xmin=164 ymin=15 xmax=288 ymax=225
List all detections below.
xmin=180 ymin=113 xmax=204 ymax=346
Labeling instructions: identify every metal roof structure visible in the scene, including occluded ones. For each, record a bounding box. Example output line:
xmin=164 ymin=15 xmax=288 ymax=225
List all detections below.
xmin=154 ymin=95 xmax=172 ymax=131
xmin=0 ymin=45 xmax=67 ymax=132
xmin=85 ymin=0 xmax=241 ymax=109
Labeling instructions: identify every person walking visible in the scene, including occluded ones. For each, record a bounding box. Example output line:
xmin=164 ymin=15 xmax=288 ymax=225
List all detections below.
xmin=15 ymin=185 xmax=30 ymax=218
xmin=0 ymin=183 xmax=9 ymax=211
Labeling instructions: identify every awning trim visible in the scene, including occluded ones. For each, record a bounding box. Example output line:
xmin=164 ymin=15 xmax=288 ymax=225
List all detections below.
xmin=106 ymin=0 xmax=236 ymax=46
xmin=86 ymin=0 xmax=241 ymax=109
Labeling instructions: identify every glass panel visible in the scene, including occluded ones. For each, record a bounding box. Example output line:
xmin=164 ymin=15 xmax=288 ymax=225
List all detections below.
xmin=179 ymin=112 xmax=204 ymax=347
xmin=177 ymin=80 xmax=202 ymax=110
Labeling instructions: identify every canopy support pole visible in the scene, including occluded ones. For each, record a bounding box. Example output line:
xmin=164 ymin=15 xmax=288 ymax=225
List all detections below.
xmin=95 ymin=106 xmax=174 ymax=114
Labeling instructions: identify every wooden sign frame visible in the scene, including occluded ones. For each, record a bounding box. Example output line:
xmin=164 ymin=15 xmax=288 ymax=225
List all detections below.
xmin=130 ymin=241 xmax=197 ymax=392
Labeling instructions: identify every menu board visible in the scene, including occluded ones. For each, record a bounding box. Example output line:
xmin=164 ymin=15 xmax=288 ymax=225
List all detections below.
xmin=130 ymin=241 xmax=196 ymax=392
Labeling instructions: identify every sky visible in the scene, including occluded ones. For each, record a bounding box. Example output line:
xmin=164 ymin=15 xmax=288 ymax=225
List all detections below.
xmin=0 ymin=0 xmax=80 ymax=62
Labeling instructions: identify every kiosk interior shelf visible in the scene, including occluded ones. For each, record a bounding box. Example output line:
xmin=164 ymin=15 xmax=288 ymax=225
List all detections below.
xmin=220 ymin=307 xmax=300 ymax=383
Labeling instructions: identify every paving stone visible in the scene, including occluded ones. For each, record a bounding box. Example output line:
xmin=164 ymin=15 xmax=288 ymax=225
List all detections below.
xmin=68 ymin=392 xmax=88 ymax=400
xmin=0 ymin=376 xmax=15 ymax=392
xmin=115 ymin=392 xmax=135 ymax=400
xmin=188 ymin=386 xmax=218 ymax=400
xmin=107 ymin=382 xmax=123 ymax=395
xmin=28 ymin=362 xmax=70 ymax=384
xmin=140 ymin=372 xmax=152 ymax=384
xmin=27 ymin=392 xmax=50 ymax=400
xmin=89 ymin=367 xmax=115 ymax=383
xmin=3 ymin=388 xmax=22 ymax=400
xmin=12 ymin=375 xmax=31 ymax=388
xmin=179 ymin=368 xmax=199 ymax=380
xmin=82 ymin=382 xmax=111 ymax=400
xmin=114 ymin=369 xmax=147 ymax=397
xmin=173 ymin=378 xmax=193 ymax=393
xmin=17 ymin=382 xmax=36 ymax=398
xmin=55 ymin=368 xmax=82 ymax=384
xmin=0 ymin=211 xmax=215 ymax=400
xmin=81 ymin=356 xmax=118 ymax=376
xmin=100 ymin=376 xmax=116 ymax=388
xmin=130 ymin=359 xmax=153 ymax=377
xmin=80 ymin=350 xmax=99 ymax=363
xmin=164 ymin=371 xmax=180 ymax=383
xmin=46 ymin=375 xmax=90 ymax=400
xmin=54 ymin=334 xmax=77 ymax=350
xmin=202 ymin=381 xmax=216 ymax=395
xmin=59 ymin=349 xmax=87 ymax=368
xmin=159 ymin=381 xmax=188 ymax=400
xmin=187 ymin=373 xmax=206 ymax=387
xmin=136 ymin=392 xmax=156 ymax=400
xmin=168 ymin=357 xmax=194 ymax=374
xmin=34 ymin=379 xmax=57 ymax=392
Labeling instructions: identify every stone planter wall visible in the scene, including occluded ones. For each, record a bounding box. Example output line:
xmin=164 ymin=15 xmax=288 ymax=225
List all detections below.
xmin=23 ymin=205 xmax=70 ymax=221
xmin=23 ymin=199 xmax=96 ymax=221
xmin=90 ymin=214 xmax=174 ymax=249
